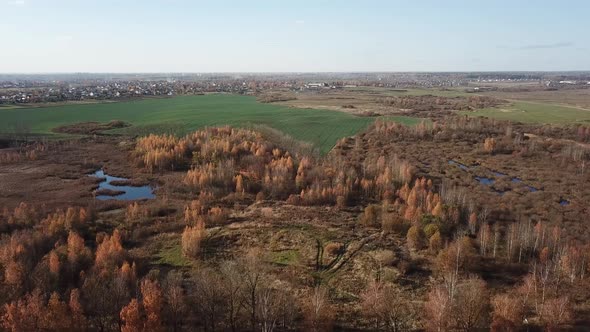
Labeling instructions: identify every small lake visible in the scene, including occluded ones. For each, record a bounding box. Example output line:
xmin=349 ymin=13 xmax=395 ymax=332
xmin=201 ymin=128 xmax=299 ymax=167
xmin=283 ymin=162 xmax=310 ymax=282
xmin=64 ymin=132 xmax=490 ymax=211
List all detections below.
xmin=91 ymin=170 xmax=155 ymax=201
xmin=448 ymin=160 xmax=470 ymax=171
xmin=448 ymin=160 xmax=553 ymax=198
xmin=474 ymin=176 xmax=495 ymax=186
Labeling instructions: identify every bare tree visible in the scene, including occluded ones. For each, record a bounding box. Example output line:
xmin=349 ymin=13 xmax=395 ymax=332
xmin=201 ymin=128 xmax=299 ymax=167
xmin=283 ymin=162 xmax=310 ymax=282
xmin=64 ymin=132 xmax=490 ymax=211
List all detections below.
xmin=220 ymin=260 xmax=245 ymax=332
xmin=303 ymin=286 xmax=334 ymax=332
xmin=190 ymin=268 xmax=226 ymax=331
xmin=257 ymin=286 xmax=296 ymax=332
xmin=540 ymin=296 xmax=573 ymax=332
xmin=491 ymin=293 xmax=524 ymax=332
xmin=163 ymin=271 xmax=186 ymax=332
xmin=424 ymin=286 xmax=451 ymax=332
xmin=361 ymin=279 xmax=414 ymax=331
xmin=453 ymin=276 xmax=490 ymax=331
xmin=239 ymin=250 xmax=267 ymax=331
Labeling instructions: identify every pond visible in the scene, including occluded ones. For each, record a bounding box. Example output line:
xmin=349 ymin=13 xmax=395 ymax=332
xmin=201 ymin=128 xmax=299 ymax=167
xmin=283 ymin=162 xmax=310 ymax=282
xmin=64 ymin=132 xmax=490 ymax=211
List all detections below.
xmin=448 ymin=160 xmax=470 ymax=171
xmin=91 ymin=170 xmax=155 ymax=201
xmin=474 ymin=176 xmax=495 ymax=186
xmin=446 ymin=160 xmax=564 ymax=202
xmin=492 ymin=171 xmax=507 ymax=177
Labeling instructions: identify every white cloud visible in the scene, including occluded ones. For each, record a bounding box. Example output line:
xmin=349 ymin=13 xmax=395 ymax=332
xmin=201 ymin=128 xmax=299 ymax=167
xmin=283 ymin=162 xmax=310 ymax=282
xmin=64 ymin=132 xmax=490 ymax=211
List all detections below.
xmin=8 ymin=0 xmax=25 ymax=5
xmin=295 ymin=20 xmax=305 ymax=24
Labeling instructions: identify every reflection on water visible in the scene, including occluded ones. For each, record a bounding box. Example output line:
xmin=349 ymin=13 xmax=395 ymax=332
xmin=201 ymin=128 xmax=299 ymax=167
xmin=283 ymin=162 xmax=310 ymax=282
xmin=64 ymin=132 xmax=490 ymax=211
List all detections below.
xmin=474 ymin=176 xmax=495 ymax=185
xmin=447 ymin=161 xmax=551 ymax=198
xmin=91 ymin=170 xmax=155 ymax=201
xmin=448 ymin=160 xmax=470 ymax=171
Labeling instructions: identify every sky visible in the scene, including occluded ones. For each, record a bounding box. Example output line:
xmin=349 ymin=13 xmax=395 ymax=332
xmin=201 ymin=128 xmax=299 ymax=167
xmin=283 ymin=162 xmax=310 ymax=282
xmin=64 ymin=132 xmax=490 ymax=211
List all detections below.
xmin=1 ymin=0 xmax=589 ymax=73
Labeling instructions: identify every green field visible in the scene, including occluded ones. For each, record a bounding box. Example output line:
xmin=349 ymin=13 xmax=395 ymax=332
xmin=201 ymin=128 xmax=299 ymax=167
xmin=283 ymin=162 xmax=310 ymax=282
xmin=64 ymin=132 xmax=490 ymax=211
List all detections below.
xmin=0 ymin=94 xmax=377 ymax=154
xmin=344 ymin=87 xmax=471 ymax=97
xmin=461 ymin=101 xmax=590 ymax=124
xmin=381 ymin=115 xmax=430 ymax=126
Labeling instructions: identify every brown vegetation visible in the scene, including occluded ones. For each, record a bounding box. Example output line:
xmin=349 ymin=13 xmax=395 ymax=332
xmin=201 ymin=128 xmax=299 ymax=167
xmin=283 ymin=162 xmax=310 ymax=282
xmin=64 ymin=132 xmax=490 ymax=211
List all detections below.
xmin=2 ymin=89 xmax=590 ymax=331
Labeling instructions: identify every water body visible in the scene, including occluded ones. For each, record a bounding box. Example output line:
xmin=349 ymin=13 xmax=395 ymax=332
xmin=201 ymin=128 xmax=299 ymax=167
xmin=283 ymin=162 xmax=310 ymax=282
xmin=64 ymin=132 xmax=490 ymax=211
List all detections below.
xmin=474 ymin=176 xmax=495 ymax=185
xmin=559 ymin=199 xmax=570 ymax=206
xmin=91 ymin=170 xmax=155 ymax=201
xmin=446 ymin=161 xmax=559 ymax=199
xmin=448 ymin=160 xmax=470 ymax=171
xmin=510 ymin=177 xmax=539 ymax=192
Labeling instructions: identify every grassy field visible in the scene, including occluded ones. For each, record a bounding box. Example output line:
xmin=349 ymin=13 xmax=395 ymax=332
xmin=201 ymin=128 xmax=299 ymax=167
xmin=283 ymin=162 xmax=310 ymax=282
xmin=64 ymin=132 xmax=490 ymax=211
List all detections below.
xmin=461 ymin=101 xmax=590 ymax=124
xmin=0 ymin=105 xmax=23 ymax=110
xmin=344 ymin=87 xmax=471 ymax=97
xmin=0 ymin=94 xmax=378 ymax=154
xmin=381 ymin=115 xmax=430 ymax=126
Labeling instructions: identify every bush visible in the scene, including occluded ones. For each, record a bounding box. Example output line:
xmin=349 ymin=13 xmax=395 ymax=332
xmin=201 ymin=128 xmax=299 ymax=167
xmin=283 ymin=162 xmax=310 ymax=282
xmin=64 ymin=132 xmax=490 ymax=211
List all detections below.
xmin=181 ymin=224 xmax=205 ymax=259
xmin=406 ymin=225 xmax=425 ymax=250
xmin=382 ymin=213 xmax=409 ymax=235
xmin=360 ymin=204 xmax=380 ymax=227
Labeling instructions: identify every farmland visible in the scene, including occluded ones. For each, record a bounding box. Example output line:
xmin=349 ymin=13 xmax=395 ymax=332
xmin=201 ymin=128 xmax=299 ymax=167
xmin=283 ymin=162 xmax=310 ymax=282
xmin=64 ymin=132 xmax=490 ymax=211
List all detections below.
xmin=462 ymin=100 xmax=590 ymax=124
xmin=0 ymin=94 xmax=375 ymax=154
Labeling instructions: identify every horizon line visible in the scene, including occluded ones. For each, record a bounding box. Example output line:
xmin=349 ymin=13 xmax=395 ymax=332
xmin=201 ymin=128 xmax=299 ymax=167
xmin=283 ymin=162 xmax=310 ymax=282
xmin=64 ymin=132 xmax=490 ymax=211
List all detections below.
xmin=1 ymin=70 xmax=590 ymax=75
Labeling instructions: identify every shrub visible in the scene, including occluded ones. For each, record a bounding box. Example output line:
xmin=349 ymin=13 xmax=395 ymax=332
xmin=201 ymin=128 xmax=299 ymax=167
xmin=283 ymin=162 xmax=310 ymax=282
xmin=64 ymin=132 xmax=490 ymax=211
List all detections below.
xmin=181 ymin=222 xmax=206 ymax=259
xmin=406 ymin=225 xmax=425 ymax=250
xmin=360 ymin=204 xmax=380 ymax=227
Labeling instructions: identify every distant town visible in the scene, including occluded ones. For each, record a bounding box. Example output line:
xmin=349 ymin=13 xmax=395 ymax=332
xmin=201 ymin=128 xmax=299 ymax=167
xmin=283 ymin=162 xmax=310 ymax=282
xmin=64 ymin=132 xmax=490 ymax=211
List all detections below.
xmin=1 ymin=72 xmax=589 ymax=105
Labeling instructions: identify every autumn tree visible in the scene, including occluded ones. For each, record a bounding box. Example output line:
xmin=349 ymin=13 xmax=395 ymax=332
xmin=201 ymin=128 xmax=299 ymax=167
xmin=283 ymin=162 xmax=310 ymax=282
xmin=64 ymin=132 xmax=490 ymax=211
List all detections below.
xmin=67 ymin=231 xmax=91 ymax=273
xmin=94 ymin=229 xmax=126 ymax=271
xmin=69 ymin=288 xmax=87 ymax=330
xmin=125 ymin=202 xmax=144 ymax=223
xmin=484 ymin=137 xmax=497 ymax=153
xmin=120 ymin=299 xmax=142 ymax=332
xmin=429 ymin=231 xmax=443 ymax=254
xmin=141 ymin=278 xmax=163 ymax=331
xmin=181 ymin=221 xmax=206 ymax=259
xmin=42 ymin=292 xmax=70 ymax=330
xmin=2 ymin=289 xmax=44 ymax=331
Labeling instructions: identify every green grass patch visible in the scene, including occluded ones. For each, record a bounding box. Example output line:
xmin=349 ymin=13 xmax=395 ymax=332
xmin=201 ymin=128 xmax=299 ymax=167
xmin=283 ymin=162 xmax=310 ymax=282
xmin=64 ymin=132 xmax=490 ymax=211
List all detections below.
xmin=345 ymin=87 xmax=471 ymax=97
xmin=461 ymin=101 xmax=590 ymax=124
xmin=268 ymin=249 xmax=300 ymax=266
xmin=153 ymin=239 xmax=192 ymax=268
xmin=379 ymin=115 xmax=431 ymax=126
xmin=0 ymin=94 xmax=377 ymax=154
xmin=0 ymin=105 xmax=23 ymax=110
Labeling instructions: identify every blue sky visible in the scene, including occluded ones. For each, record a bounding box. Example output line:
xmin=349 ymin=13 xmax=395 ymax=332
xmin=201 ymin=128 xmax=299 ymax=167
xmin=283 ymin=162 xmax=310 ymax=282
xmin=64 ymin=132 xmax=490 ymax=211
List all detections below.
xmin=1 ymin=0 xmax=589 ymax=72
